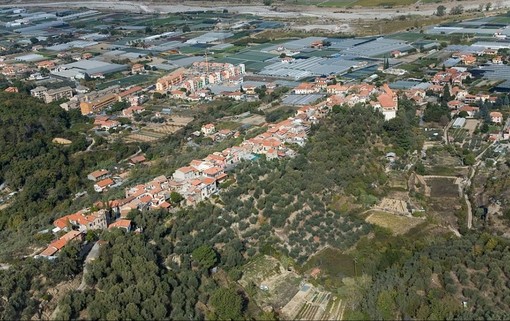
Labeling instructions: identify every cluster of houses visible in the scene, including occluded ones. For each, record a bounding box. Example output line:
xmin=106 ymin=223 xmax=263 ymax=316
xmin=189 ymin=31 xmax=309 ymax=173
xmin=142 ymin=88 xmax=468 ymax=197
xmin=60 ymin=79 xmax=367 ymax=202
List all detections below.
xmin=38 ymin=207 xmax=132 ymax=258
xmin=295 ymin=77 xmax=399 ymax=120
xmin=37 ymin=89 xmax=339 ymax=258
xmin=87 ymin=155 xmax=146 ymax=193
xmin=156 ymin=62 xmax=245 ymax=94
xmin=198 ymin=123 xmax=238 ymax=142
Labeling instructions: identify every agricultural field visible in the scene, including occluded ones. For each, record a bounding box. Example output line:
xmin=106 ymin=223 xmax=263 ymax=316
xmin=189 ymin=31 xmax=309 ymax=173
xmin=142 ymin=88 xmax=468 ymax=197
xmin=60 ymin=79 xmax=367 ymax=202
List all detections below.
xmin=424 ymin=177 xmax=461 ymax=198
xmin=467 ymin=135 xmax=485 ymax=152
xmin=239 ymin=255 xmax=302 ymax=310
xmin=365 ymin=211 xmax=424 ymax=235
xmin=423 ymin=146 xmax=463 ymax=165
xmin=281 ymin=283 xmax=344 ymax=321
xmin=124 ymin=116 xmax=193 ymax=143
xmin=450 ymin=127 xmax=469 ymax=144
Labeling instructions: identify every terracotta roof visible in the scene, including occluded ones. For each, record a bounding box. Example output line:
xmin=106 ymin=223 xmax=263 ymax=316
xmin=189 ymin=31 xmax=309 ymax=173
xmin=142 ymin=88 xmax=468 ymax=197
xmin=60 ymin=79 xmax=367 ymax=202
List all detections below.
xmin=177 ymin=166 xmax=195 ymax=174
xmin=159 ymin=201 xmax=172 ymax=208
xmin=118 ymin=86 xmax=142 ymax=98
xmin=139 ymin=195 xmax=152 ymax=203
xmin=96 ymin=178 xmax=114 ymax=188
xmin=89 ymin=169 xmax=109 ymax=179
xmin=202 ymin=177 xmax=216 ymax=185
xmin=130 ymin=155 xmax=146 ymax=164
xmin=203 ymin=167 xmax=222 ymax=175
xmin=109 ymin=219 xmax=131 ymax=229
xmin=377 ymin=94 xmax=396 ymax=109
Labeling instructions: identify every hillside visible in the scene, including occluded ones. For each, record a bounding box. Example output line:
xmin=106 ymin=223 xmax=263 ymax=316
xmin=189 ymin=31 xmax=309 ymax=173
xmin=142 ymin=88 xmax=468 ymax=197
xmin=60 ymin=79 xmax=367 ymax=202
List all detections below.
xmin=0 ymin=92 xmax=138 ymax=258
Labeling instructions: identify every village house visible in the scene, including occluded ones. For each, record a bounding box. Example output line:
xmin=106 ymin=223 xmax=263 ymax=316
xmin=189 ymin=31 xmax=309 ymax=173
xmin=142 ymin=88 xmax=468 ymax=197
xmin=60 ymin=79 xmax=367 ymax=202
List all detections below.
xmin=4 ymin=86 xmax=18 ymax=93
xmin=122 ymin=105 xmax=145 ymax=117
xmin=173 ymin=166 xmax=199 ymax=181
xmin=223 ymin=91 xmax=245 ymax=101
xmin=294 ymin=82 xmax=318 ymax=95
xmin=108 ymin=219 xmax=132 ymax=232
xmin=493 ymin=56 xmax=503 ymax=64
xmin=460 ymin=54 xmax=476 ymax=65
xmin=53 ymin=209 xmax=108 ymax=233
xmin=131 ymin=63 xmax=144 ymax=74
xmin=87 ymin=169 xmax=110 ymax=182
xmin=326 ymin=84 xmax=349 ymax=95
xmin=39 ymin=230 xmax=83 ymax=258
xmin=491 ymin=111 xmax=503 ymax=124
xmin=242 ymin=84 xmax=257 ymax=95
xmin=129 ymin=155 xmax=147 ymax=165
xmin=201 ymin=123 xmax=216 ymax=136
xmin=171 ymin=90 xmax=186 ymax=99
xmin=94 ymin=178 xmax=115 ymax=192
xmin=37 ymin=60 xmax=55 ymax=70
xmin=457 ymin=106 xmax=479 ymax=118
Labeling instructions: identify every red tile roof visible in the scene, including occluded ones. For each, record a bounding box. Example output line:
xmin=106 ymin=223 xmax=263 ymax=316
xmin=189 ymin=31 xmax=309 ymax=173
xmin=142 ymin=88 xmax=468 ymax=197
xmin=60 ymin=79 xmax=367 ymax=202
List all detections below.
xmin=96 ymin=178 xmax=114 ymax=188
xmin=109 ymin=219 xmax=131 ymax=229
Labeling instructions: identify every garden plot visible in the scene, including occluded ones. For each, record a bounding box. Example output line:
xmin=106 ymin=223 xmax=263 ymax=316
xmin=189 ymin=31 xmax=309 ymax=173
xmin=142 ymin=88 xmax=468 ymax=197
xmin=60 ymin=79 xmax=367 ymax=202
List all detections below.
xmin=450 ymin=128 xmax=469 ymax=144
xmin=424 ymin=177 xmax=462 ymax=198
xmin=373 ymin=197 xmax=409 ymax=215
xmin=281 ymin=283 xmax=343 ymax=320
xmin=124 ymin=116 xmax=193 ymax=143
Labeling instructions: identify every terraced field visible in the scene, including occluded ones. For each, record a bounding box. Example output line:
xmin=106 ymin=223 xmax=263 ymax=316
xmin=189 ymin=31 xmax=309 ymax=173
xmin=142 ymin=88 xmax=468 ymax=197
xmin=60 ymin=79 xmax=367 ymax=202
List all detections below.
xmin=282 ymin=284 xmax=344 ymax=320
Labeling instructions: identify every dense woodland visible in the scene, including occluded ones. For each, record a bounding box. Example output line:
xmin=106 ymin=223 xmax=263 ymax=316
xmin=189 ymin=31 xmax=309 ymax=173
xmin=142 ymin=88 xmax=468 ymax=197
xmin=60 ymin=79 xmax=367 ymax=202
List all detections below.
xmin=0 ymin=93 xmax=139 ymax=257
xmin=361 ymin=233 xmax=510 ymax=320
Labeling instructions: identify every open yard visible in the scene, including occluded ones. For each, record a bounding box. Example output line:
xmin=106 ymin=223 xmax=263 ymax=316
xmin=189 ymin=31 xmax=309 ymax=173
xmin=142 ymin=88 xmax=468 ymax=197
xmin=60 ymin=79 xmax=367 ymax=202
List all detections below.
xmin=464 ymin=119 xmax=479 ymax=134
xmin=365 ymin=211 xmax=425 ymax=235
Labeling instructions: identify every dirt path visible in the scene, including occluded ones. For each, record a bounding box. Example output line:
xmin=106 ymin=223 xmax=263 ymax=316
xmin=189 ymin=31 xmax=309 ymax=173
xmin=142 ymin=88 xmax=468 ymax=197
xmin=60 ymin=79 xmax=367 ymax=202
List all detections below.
xmin=464 ymin=141 xmax=497 ymax=229
xmin=120 ymin=146 xmax=142 ymax=163
xmin=85 ymin=137 xmax=95 ymax=152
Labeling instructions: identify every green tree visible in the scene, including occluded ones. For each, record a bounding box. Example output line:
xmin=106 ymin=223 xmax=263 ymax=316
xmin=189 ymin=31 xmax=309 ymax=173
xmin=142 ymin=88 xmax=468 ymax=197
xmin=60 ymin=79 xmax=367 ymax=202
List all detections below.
xmin=209 ymin=287 xmax=244 ymax=320
xmin=463 ymin=153 xmax=476 ymax=166
xmin=170 ymin=192 xmax=184 ymax=204
xmin=192 ymin=245 xmax=218 ymax=270
xmin=436 ymin=5 xmax=446 ymax=16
